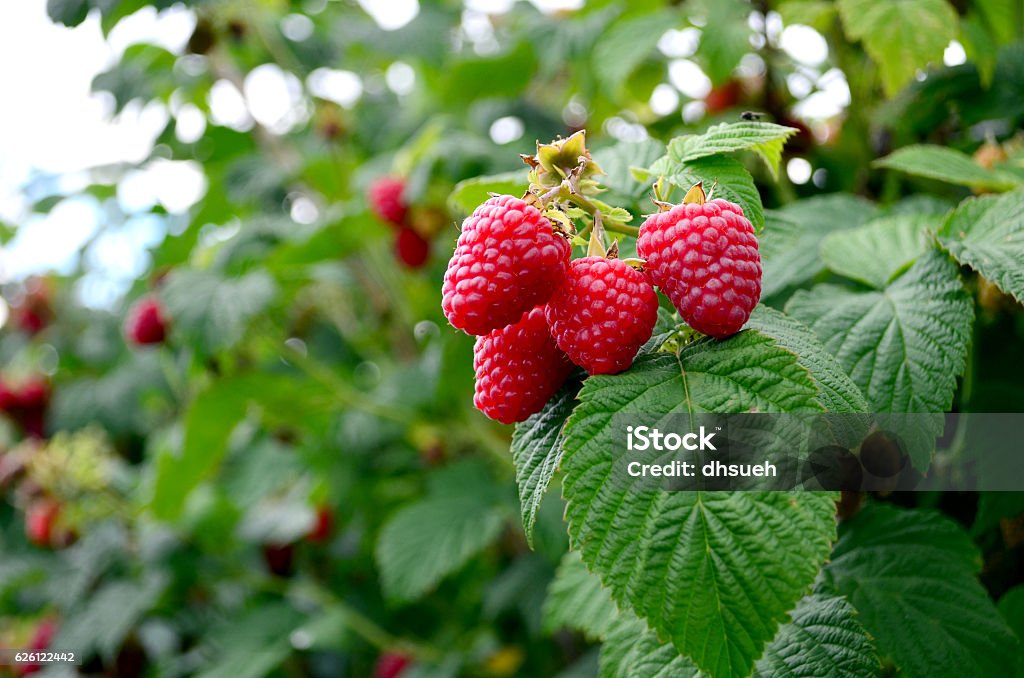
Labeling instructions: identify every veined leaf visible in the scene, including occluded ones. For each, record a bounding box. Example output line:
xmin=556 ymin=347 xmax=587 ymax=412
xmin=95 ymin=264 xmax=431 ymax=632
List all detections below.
xmin=821 ymin=214 xmax=935 ymax=288
xmin=747 ymin=306 xmax=869 ymax=414
xmin=511 ymin=385 xmax=579 ymax=546
xmin=448 ymin=171 xmax=528 ymax=216
xmin=786 ymin=248 xmax=973 ymax=468
xmin=837 ymin=0 xmax=958 ymax=96
xmin=760 ymin=194 xmax=880 ymax=298
xmin=600 ymin=593 xmax=878 ymax=678
xmin=669 ymin=122 xmax=800 ymax=178
xmin=376 ymin=462 xmax=507 ymax=601
xmin=592 ymin=10 xmax=680 ymax=98
xmin=561 ymin=332 xmax=836 ymax=677
xmin=819 ymin=503 xmax=1017 ymax=677
xmin=875 ymin=145 xmax=1021 ymax=191
xmin=654 ymin=154 xmax=765 ymax=232
xmin=939 ymin=190 xmax=1024 ymax=303
xmin=543 ymin=551 xmax=621 ymax=641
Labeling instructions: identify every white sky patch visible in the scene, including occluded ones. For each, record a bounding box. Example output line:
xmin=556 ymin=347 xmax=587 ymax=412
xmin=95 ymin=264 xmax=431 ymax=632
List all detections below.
xmin=281 ymin=13 xmax=315 ymax=42
xmin=650 ymin=84 xmax=680 ymax=116
xmin=386 ymin=61 xmax=416 ymax=96
xmin=944 ymin=40 xmax=967 ymax=66
xmin=489 ymin=116 xmax=524 ymax=144
xmin=307 ymin=68 xmax=363 ymax=108
xmin=787 ymin=157 xmax=812 ymax=184
xmin=658 ymin=28 xmax=700 ymax=58
xmin=208 ymin=79 xmax=254 ymax=130
xmin=780 ymin=25 xmax=828 ymax=66
xmin=244 ymin=63 xmax=306 ymax=134
xmin=106 ymin=4 xmax=194 ymax=57
xmin=174 ymin=103 xmax=207 ymax=143
xmin=669 ymin=59 xmax=712 ymax=99
xmin=356 ymin=0 xmax=419 ymax=30
xmin=0 ymin=198 xmax=100 ymax=280
xmin=794 ymin=67 xmax=851 ymax=119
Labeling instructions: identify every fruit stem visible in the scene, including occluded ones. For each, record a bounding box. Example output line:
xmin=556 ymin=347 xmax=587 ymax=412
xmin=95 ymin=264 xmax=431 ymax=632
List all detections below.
xmin=563 ymin=190 xmax=639 ymax=237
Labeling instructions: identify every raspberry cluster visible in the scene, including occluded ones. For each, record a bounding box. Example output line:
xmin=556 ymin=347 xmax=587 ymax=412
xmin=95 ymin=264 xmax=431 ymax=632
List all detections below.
xmin=443 ymin=194 xmax=662 ymax=423
xmin=368 ymin=176 xmax=439 ymax=270
xmin=442 ymin=185 xmax=764 ymax=423
xmin=0 ymin=376 xmax=50 ymax=438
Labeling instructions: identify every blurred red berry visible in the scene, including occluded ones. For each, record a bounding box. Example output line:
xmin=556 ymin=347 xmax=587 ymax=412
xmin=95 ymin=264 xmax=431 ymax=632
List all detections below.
xmin=17 ymin=618 xmax=58 ymax=676
xmin=25 ymin=498 xmax=60 ymax=547
xmin=394 ymin=226 xmax=430 ymax=268
xmin=9 ymin=277 xmax=53 ymax=335
xmin=0 ymin=377 xmax=50 ymax=438
xmin=308 ymin=506 xmax=334 ymax=543
xmin=705 ymin=81 xmax=742 ymax=114
xmin=125 ymin=296 xmax=168 ymax=346
xmin=374 ymin=652 xmax=412 ymax=678
xmin=369 ymin=176 xmax=409 ymax=226
xmin=262 ymin=543 xmax=295 ymax=577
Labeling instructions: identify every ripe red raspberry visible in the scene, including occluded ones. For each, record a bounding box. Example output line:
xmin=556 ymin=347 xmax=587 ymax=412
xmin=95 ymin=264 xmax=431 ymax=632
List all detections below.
xmin=369 ymin=176 xmax=408 ymax=226
xmin=394 ymin=225 xmax=430 ymax=268
xmin=473 ymin=306 xmax=573 ymax=424
xmin=0 ymin=377 xmax=50 ymax=438
xmin=638 ymin=198 xmax=761 ymax=338
xmin=374 ymin=652 xmax=412 ymax=678
xmin=18 ymin=618 xmax=57 ymax=676
xmin=26 ymin=498 xmax=60 ymax=547
xmin=307 ymin=505 xmax=334 ymax=543
xmin=443 ymin=195 xmax=571 ymax=336
xmin=125 ymin=296 xmax=168 ymax=345
xmin=545 ymin=257 xmax=658 ymax=375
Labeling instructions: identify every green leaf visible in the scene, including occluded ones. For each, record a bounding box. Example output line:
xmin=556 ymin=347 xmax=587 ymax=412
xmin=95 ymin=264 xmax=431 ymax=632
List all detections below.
xmin=778 ymin=1 xmax=839 ymax=31
xmin=875 ymin=145 xmax=1021 ymax=191
xmin=819 ymin=503 xmax=1017 ymax=677
xmin=747 ymin=306 xmax=869 ymax=413
xmin=786 ymin=248 xmax=973 ymax=468
xmin=599 ymin=594 xmax=878 ymax=678
xmin=821 ymin=214 xmax=934 ymax=288
xmin=692 ymin=0 xmax=753 ymax=85
xmin=46 ymin=0 xmax=90 ymax=26
xmin=997 ymin=585 xmax=1024 ymax=677
xmin=752 ymin=594 xmax=879 ymax=678
xmin=669 ymin=122 xmax=800 ymax=179
xmin=661 ymin=154 xmax=765 ymax=232
xmin=376 ymin=463 xmax=507 ymax=601
xmin=760 ymin=195 xmax=881 ymax=298
xmin=837 ymin=0 xmax=959 ymax=96
xmin=543 ymin=551 xmax=621 ymax=641
xmin=161 ymin=269 xmax=277 ymax=353
xmin=561 ymin=332 xmax=836 ymax=677
xmin=151 ymin=374 xmax=327 ymax=521
xmin=445 ymin=41 xmax=538 ymax=103
xmin=939 ymin=190 xmax=1024 ymax=303
xmin=593 ymin=138 xmax=665 ymax=200
xmin=511 ymin=385 xmax=579 ymax=547
xmin=56 ymin=573 xmax=166 ymax=661
xmin=195 ymin=603 xmax=305 ymax=678
xmin=448 ymin=172 xmax=528 ymax=216
xmin=592 ymin=10 xmax=679 ymax=98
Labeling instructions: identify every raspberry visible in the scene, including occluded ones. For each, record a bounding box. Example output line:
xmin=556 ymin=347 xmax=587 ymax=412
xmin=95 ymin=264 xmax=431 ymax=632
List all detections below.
xmin=374 ymin=653 xmax=412 ymax=678
xmin=369 ymin=176 xmax=408 ymax=226
xmin=0 ymin=377 xmax=50 ymax=438
xmin=19 ymin=618 xmax=57 ymax=676
xmin=545 ymin=257 xmax=659 ymax=374
xmin=394 ymin=225 xmax=430 ymax=268
xmin=442 ymin=195 xmax=570 ymax=336
xmin=25 ymin=498 xmax=60 ymax=547
xmin=473 ymin=306 xmax=573 ymax=424
xmin=307 ymin=505 xmax=334 ymax=543
xmin=638 ymin=198 xmax=761 ymax=338
xmin=125 ymin=296 xmax=168 ymax=346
